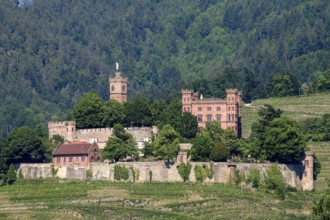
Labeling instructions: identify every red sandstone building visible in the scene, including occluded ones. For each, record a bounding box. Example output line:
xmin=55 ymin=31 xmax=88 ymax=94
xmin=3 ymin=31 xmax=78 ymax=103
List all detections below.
xmin=109 ymin=70 xmax=127 ymax=104
xmin=52 ymin=141 xmax=102 ymax=167
xmin=182 ymin=89 xmax=242 ymax=137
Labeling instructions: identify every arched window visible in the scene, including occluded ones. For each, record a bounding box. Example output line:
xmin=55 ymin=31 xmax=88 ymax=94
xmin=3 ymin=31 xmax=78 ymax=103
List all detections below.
xmin=111 ymin=85 xmax=115 ymax=91
xmin=122 ymin=85 xmax=125 ymax=92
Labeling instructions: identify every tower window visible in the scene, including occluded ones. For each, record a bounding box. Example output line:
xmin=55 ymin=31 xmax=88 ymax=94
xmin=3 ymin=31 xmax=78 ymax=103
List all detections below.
xmin=111 ymin=85 xmax=115 ymax=91
xmin=122 ymin=85 xmax=125 ymax=92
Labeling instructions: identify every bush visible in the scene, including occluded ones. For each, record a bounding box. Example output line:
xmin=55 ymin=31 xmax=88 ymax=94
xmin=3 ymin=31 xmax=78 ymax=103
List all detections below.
xmin=18 ymin=169 xmax=24 ymax=179
xmin=210 ymin=142 xmax=230 ymax=162
xmin=149 ymin=170 xmax=153 ymax=181
xmin=177 ymin=162 xmax=192 ymax=182
xmin=51 ymin=165 xmax=58 ymax=178
xmin=194 ymin=165 xmax=208 ymax=183
xmin=204 ymin=163 xmax=214 ymax=179
xmin=86 ymin=169 xmax=93 ymax=179
xmin=247 ymin=168 xmax=260 ymax=188
xmin=114 ymin=165 xmax=129 ymax=181
xmin=131 ymin=167 xmax=140 ymax=182
xmin=265 ymin=164 xmax=286 ymax=199
xmin=233 ymin=169 xmax=244 ymax=185
xmin=312 ymin=183 xmax=330 ymax=220
xmin=314 ymin=155 xmax=321 ymax=180
xmin=6 ymin=164 xmax=17 ymax=185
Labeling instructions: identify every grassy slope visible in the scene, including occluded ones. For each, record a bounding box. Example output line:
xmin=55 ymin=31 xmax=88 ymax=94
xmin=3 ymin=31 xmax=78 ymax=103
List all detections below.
xmin=0 ymin=180 xmax=313 ymax=219
xmin=242 ymin=92 xmax=330 ymax=193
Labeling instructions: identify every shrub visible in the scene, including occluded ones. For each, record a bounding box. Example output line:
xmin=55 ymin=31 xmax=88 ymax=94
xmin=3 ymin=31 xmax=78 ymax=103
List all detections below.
xmin=265 ymin=164 xmax=286 ymax=199
xmin=194 ymin=165 xmax=208 ymax=183
xmin=114 ymin=165 xmax=129 ymax=181
xmin=312 ymin=183 xmax=330 ymax=220
xmin=177 ymin=162 xmax=192 ymax=182
xmin=149 ymin=170 xmax=153 ymax=181
xmin=233 ymin=169 xmax=242 ymax=185
xmin=51 ymin=165 xmax=58 ymax=178
xmin=86 ymin=169 xmax=93 ymax=179
xmin=131 ymin=167 xmax=140 ymax=182
xmin=247 ymin=168 xmax=260 ymax=188
xmin=18 ymin=169 xmax=24 ymax=179
xmin=203 ymin=163 xmax=214 ymax=179
xmin=6 ymin=164 xmax=17 ymax=185
xmin=314 ymin=155 xmax=321 ymax=180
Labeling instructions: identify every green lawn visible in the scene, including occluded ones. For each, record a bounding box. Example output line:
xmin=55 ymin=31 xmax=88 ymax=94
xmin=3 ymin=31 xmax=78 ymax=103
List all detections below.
xmin=0 ymin=179 xmax=315 ymax=219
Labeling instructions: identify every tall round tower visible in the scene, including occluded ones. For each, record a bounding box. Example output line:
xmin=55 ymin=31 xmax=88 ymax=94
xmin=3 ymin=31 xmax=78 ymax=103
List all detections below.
xmin=109 ymin=67 xmax=128 ymax=104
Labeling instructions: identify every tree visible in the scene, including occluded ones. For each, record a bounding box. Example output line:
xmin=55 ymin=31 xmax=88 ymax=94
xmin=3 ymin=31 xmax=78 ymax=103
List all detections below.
xmin=103 ymin=99 xmax=125 ymax=128
xmin=150 ymin=99 xmax=166 ymax=124
xmin=177 ymin=162 xmax=192 ymax=182
xmin=264 ymin=117 xmax=306 ymax=163
xmin=210 ymin=141 xmax=230 ymax=162
xmin=124 ymin=96 xmax=152 ymax=127
xmin=270 ymin=73 xmax=299 ymax=97
xmin=176 ymin=112 xmax=198 ymax=139
xmin=312 ymin=183 xmax=330 ymax=220
xmin=6 ymin=164 xmax=17 ymax=185
xmin=153 ymin=124 xmax=180 ymax=162
xmin=72 ymin=92 xmax=104 ymax=129
xmin=1 ymin=126 xmax=50 ymax=172
xmin=205 ymin=121 xmax=224 ymax=143
xmin=191 ymin=132 xmax=214 ymax=161
xmin=102 ymin=124 xmax=137 ymax=162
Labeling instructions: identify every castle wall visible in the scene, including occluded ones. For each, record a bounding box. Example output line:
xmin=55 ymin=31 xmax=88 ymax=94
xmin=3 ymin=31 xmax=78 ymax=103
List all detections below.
xmin=16 ymin=159 xmax=311 ymax=191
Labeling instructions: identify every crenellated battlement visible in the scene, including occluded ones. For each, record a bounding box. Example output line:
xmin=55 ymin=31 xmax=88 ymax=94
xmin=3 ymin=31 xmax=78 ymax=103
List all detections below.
xmin=48 ymin=121 xmax=76 ymax=127
xmin=76 ymin=127 xmax=154 ymax=133
xmin=226 ymin=88 xmax=239 ymax=94
xmin=181 ymin=89 xmax=194 ymax=94
xmin=192 ymin=98 xmax=226 ymax=103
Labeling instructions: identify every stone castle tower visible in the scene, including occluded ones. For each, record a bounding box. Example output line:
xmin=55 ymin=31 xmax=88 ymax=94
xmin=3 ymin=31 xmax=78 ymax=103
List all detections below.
xmin=109 ymin=65 xmax=127 ymax=104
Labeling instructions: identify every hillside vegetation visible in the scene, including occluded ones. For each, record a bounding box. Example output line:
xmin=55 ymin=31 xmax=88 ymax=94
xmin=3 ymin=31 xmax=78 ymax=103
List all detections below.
xmin=0 ymin=0 xmax=329 ymax=140
xmin=242 ymin=92 xmax=330 ymax=138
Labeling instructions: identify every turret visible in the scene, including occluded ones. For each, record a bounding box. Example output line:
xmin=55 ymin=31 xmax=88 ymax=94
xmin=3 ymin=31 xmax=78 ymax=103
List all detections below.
xmin=109 ymin=63 xmax=128 ymax=104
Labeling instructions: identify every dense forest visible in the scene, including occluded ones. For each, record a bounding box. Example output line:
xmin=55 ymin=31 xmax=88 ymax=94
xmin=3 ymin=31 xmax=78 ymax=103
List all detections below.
xmin=0 ymin=0 xmax=329 ymax=140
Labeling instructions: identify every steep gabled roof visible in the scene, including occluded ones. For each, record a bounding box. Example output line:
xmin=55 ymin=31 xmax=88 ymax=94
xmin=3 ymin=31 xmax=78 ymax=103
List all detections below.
xmin=52 ymin=141 xmax=97 ymax=156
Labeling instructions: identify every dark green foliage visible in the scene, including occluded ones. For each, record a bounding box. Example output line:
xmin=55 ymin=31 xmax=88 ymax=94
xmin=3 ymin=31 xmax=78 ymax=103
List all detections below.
xmin=177 ymin=162 xmax=192 ymax=182
xmin=103 ymin=124 xmax=137 ymax=162
xmin=18 ymin=169 xmax=23 ymax=179
xmin=0 ymin=0 xmax=329 ymax=141
xmin=250 ymin=105 xmax=306 ymax=163
xmin=210 ymin=142 xmax=230 ymax=162
xmin=153 ymin=124 xmax=180 ymax=161
xmin=270 ymin=73 xmax=299 ymax=97
xmin=312 ymin=183 xmax=330 ymax=220
xmin=114 ymin=165 xmax=129 ymax=181
xmin=191 ymin=132 xmax=214 ymax=161
xmin=247 ymin=168 xmax=260 ymax=188
xmin=103 ymin=99 xmax=126 ymax=128
xmin=0 ymin=126 xmax=51 ymax=172
xmin=73 ymin=92 xmax=104 ymax=129
xmin=314 ymin=155 xmax=321 ymax=180
xmin=233 ymin=169 xmax=244 ymax=185
xmin=124 ymin=96 xmax=152 ymax=127
xmin=6 ymin=164 xmax=16 ymax=185
xmin=51 ymin=135 xmax=64 ymax=146
xmin=265 ymin=165 xmax=286 ymax=199
xmin=300 ymin=114 xmax=330 ymax=141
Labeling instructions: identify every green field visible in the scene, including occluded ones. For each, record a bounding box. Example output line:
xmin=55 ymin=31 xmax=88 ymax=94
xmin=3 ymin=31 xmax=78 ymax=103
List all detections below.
xmin=0 ymin=180 xmax=315 ymax=219
xmin=242 ymin=92 xmax=330 ymax=139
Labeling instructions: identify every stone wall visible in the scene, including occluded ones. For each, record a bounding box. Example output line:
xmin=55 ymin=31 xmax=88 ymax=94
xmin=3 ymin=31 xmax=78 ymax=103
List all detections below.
xmin=16 ymin=160 xmax=312 ymax=191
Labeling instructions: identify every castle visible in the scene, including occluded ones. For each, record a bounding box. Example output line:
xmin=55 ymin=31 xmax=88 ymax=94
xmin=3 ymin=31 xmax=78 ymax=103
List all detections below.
xmin=48 ymin=66 xmax=157 ymax=148
xmin=182 ymin=89 xmax=242 ymax=137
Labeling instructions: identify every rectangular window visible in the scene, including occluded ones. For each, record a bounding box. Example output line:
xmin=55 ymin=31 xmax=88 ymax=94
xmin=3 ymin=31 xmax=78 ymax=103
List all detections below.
xmin=207 ymin=115 xmax=212 ymax=122
xmin=207 ymin=107 xmax=211 ymax=111
xmin=76 ymin=156 xmax=78 ymax=162
xmin=81 ymin=156 xmax=85 ymax=162
xmin=56 ymin=157 xmax=60 ymax=163
xmin=216 ymin=107 xmax=221 ymax=111
xmin=69 ymin=157 xmax=72 ymax=162
xmin=64 ymin=157 xmax=66 ymax=162
xmin=197 ymin=115 xmax=203 ymax=122
xmin=198 ymin=107 xmax=202 ymax=112
xmin=232 ymin=106 xmax=235 ymax=111
xmin=228 ymin=106 xmax=231 ymax=111
xmin=183 ymin=107 xmax=186 ymax=112
xmin=232 ymin=114 xmax=235 ymax=121
xmin=216 ymin=114 xmax=221 ymax=122
xmin=228 ymin=114 xmax=230 ymax=121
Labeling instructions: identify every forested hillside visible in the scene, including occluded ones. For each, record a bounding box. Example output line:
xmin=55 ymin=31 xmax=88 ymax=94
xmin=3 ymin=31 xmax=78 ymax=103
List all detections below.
xmin=0 ymin=0 xmax=329 ymax=140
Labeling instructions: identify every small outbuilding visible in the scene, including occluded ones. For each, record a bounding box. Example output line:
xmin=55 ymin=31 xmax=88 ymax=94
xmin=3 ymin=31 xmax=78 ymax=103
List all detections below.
xmin=52 ymin=141 xmax=101 ymax=167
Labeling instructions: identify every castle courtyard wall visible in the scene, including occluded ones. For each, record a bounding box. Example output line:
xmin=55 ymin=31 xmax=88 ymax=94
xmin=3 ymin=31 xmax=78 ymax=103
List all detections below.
xmin=17 ymin=161 xmax=310 ymax=190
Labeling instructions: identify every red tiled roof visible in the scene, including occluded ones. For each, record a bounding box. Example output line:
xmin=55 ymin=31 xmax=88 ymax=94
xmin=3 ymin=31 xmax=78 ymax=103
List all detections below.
xmin=53 ymin=141 xmax=96 ymax=156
